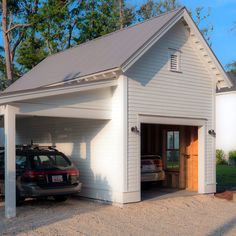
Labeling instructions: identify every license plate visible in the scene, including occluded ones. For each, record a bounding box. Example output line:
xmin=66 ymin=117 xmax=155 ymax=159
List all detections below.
xmin=52 ymin=175 xmax=63 ymax=182
xmin=142 ymin=165 xmax=155 ymax=172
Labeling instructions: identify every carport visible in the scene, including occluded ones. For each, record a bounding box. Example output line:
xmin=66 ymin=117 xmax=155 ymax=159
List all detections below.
xmin=0 ymin=78 xmax=118 ymax=218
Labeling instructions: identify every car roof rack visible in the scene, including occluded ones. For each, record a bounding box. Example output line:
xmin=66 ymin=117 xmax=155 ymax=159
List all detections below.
xmin=17 ymin=140 xmax=58 ymax=151
xmin=16 ymin=144 xmax=58 ymax=151
xmin=0 ymin=143 xmax=58 ymax=152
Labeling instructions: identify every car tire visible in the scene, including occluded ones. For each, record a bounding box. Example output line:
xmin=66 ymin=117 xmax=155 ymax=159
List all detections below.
xmin=53 ymin=195 xmax=68 ymax=202
xmin=16 ymin=189 xmax=24 ymax=206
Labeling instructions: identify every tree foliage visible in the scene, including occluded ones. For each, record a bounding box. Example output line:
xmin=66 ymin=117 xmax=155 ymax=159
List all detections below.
xmin=191 ymin=6 xmax=213 ymax=45
xmin=227 ymin=22 xmax=236 ymax=73
xmin=78 ymin=0 xmax=120 ymax=43
xmin=16 ymin=38 xmax=47 ymax=72
xmin=31 ymin=0 xmax=84 ymax=54
xmin=226 ymin=61 xmax=236 ymax=73
xmin=77 ymin=0 xmax=134 ymax=43
xmin=216 ymin=149 xmax=227 ymax=165
xmin=137 ymin=0 xmax=181 ymax=21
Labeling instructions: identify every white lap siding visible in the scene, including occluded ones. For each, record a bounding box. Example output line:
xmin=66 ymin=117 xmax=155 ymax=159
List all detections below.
xmin=125 ymin=21 xmax=215 ymax=194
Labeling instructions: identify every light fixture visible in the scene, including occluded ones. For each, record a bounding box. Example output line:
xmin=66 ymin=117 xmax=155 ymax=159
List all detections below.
xmin=131 ymin=126 xmax=140 ymax=133
xmin=208 ymin=129 xmax=216 ymax=137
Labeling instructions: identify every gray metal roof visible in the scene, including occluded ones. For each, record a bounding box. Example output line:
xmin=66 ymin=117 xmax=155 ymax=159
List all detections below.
xmin=217 ymin=72 xmax=236 ymax=93
xmin=3 ymin=8 xmax=183 ymax=94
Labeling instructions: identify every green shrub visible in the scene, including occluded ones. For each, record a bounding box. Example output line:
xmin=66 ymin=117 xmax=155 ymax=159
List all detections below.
xmin=216 ymin=149 xmax=227 ymax=165
xmin=228 ymin=150 xmax=236 ymax=165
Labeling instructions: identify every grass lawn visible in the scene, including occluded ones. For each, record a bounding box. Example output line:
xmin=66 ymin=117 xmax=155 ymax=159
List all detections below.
xmin=216 ymin=165 xmax=236 ymax=190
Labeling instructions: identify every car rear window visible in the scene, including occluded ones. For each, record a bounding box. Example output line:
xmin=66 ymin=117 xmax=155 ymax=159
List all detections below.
xmin=32 ymin=154 xmax=72 ymax=169
xmin=16 ymin=155 xmax=27 ymax=169
xmin=0 ymin=154 xmax=27 ymax=169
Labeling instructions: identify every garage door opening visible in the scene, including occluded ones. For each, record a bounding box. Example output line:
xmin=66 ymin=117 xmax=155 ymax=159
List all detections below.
xmin=141 ymin=123 xmax=198 ymax=200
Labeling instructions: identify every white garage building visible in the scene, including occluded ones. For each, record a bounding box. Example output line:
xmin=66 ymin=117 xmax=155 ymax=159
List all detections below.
xmin=216 ymin=72 xmax=236 ymax=157
xmin=0 ymin=7 xmax=231 ymax=218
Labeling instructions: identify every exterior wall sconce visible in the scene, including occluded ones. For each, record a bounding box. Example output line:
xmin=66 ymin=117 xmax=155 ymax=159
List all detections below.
xmin=208 ymin=129 xmax=216 ymax=137
xmin=131 ymin=126 xmax=140 ymax=134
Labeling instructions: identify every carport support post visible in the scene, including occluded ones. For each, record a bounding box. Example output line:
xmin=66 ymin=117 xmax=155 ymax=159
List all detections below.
xmin=4 ymin=105 xmax=16 ymax=218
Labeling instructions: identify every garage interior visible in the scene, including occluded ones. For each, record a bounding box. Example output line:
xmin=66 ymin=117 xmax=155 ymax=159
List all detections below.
xmin=141 ymin=123 xmax=198 ymax=199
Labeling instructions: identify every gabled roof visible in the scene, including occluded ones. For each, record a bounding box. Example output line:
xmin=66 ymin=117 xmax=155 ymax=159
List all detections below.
xmin=1 ymin=6 xmax=232 ymax=97
xmin=3 ymin=8 xmax=183 ymax=94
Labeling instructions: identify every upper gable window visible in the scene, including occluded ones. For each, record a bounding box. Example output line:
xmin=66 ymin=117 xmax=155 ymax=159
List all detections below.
xmin=169 ymin=49 xmax=181 ymax=72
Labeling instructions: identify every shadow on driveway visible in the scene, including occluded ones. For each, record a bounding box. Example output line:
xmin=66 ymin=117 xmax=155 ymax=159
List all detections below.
xmin=208 ymin=216 xmax=236 ymax=236
xmin=0 ymin=196 xmax=108 ymax=235
xmin=141 ymin=182 xmax=198 ymax=201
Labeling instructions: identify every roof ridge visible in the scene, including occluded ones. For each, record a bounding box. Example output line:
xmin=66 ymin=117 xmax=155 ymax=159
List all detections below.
xmin=47 ymin=7 xmax=184 ymax=59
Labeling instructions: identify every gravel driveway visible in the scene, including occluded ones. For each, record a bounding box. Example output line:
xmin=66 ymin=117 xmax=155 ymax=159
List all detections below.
xmin=0 ymin=194 xmax=236 ymax=236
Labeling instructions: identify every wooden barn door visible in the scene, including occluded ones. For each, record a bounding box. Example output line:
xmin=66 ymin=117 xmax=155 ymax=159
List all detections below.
xmin=185 ymin=126 xmax=198 ymax=191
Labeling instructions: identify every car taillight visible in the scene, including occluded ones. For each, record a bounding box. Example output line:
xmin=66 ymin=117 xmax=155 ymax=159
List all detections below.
xmin=68 ymin=169 xmax=79 ymax=176
xmin=23 ymin=170 xmax=45 ymax=181
xmin=154 ymin=160 xmax=163 ymax=168
xmin=23 ymin=169 xmax=79 ymax=182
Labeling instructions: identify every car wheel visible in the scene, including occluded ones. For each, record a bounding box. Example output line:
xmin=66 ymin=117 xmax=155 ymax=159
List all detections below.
xmin=53 ymin=195 xmax=68 ymax=202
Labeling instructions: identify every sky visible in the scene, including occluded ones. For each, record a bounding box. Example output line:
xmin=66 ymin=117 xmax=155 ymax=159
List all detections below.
xmin=0 ymin=0 xmax=235 ymax=68
xmin=130 ymin=0 xmax=236 ymax=68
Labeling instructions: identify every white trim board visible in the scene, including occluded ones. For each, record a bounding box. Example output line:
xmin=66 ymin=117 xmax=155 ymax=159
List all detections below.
xmin=216 ymin=91 xmax=236 ymax=96
xmin=139 ymin=115 xmax=207 ymax=126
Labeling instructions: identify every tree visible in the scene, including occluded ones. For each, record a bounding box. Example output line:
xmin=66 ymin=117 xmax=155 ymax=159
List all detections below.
xmin=31 ymin=0 xmax=86 ymax=54
xmin=0 ymin=0 xmax=35 ymax=83
xmin=0 ymin=46 xmax=6 ymax=89
xmin=118 ymin=0 xmax=124 ymax=29
xmin=190 ymin=6 xmax=213 ymax=45
xmin=227 ymin=22 xmax=236 ymax=73
xmin=7 ymin=0 xmax=135 ymax=78
xmin=16 ymin=38 xmax=47 ymax=72
xmin=0 ymin=45 xmax=22 ymax=90
xmin=137 ymin=0 xmax=181 ymax=21
xmin=16 ymin=0 xmax=86 ymax=71
xmin=1 ymin=0 xmax=135 ymax=79
xmin=226 ymin=61 xmax=236 ymax=73
xmin=77 ymin=0 xmax=134 ymax=43
xmin=1 ymin=0 xmax=12 ymax=82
